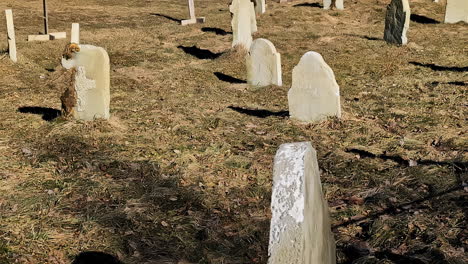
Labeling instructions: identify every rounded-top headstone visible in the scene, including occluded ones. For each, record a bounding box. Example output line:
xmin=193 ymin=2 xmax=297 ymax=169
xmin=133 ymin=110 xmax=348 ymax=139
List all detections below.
xmin=246 ymin=38 xmax=282 ymax=87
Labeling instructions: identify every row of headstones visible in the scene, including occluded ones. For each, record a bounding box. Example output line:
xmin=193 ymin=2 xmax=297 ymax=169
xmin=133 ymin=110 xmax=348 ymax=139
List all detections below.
xmin=384 ymin=0 xmax=468 ymax=45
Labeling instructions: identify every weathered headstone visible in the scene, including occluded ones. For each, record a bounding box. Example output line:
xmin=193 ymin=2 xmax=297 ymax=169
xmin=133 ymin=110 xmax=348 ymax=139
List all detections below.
xmin=252 ymin=0 xmax=266 ymax=14
xmin=288 ymin=52 xmax=341 ymax=123
xmin=5 ymin=9 xmax=17 ymax=63
xmin=230 ymin=0 xmax=258 ymax=49
xmin=181 ymin=0 xmax=205 ymax=25
xmin=246 ymin=38 xmax=282 ymax=86
xmin=71 ymin=23 xmax=80 ymax=44
xmin=383 ymin=0 xmax=410 ymax=45
xmin=269 ymin=142 xmax=336 ymax=264
xmin=324 ymin=0 xmax=344 ymax=10
xmin=61 ymin=44 xmax=110 ymax=121
xmin=444 ymin=0 xmax=468 ymax=23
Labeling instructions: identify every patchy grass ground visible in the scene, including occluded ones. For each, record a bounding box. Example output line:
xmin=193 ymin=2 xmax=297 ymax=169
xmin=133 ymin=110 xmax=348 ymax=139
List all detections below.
xmin=0 ymin=0 xmax=466 ymax=263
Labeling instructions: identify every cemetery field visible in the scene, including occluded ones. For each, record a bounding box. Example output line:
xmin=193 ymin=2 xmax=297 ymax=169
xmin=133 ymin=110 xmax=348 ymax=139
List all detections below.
xmin=0 ymin=0 xmax=467 ymax=263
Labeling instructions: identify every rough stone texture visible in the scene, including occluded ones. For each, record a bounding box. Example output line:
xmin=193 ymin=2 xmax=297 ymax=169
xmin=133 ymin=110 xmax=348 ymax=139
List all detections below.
xmin=324 ymin=0 xmax=344 ymax=10
xmin=252 ymin=0 xmax=266 ymax=14
xmin=444 ymin=0 xmax=468 ymax=23
xmin=383 ymin=0 xmax=410 ymax=45
xmin=246 ymin=38 xmax=282 ymax=87
xmin=288 ymin=52 xmax=341 ymax=123
xmin=5 ymin=9 xmax=17 ymax=63
xmin=230 ymin=0 xmax=257 ymax=49
xmin=61 ymin=44 xmax=110 ymax=121
xmin=71 ymin=23 xmax=79 ymax=44
xmin=268 ymin=142 xmax=336 ymax=264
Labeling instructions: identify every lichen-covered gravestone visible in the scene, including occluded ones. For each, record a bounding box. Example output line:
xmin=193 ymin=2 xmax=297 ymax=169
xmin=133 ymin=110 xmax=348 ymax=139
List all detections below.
xmin=230 ymin=0 xmax=257 ymax=49
xmin=383 ymin=0 xmax=410 ymax=45
xmin=444 ymin=0 xmax=468 ymax=23
xmin=61 ymin=44 xmax=110 ymax=121
xmin=251 ymin=0 xmax=266 ymax=14
xmin=288 ymin=52 xmax=341 ymax=123
xmin=246 ymin=38 xmax=282 ymax=87
xmin=269 ymin=142 xmax=336 ymax=264
xmin=324 ymin=0 xmax=344 ymax=10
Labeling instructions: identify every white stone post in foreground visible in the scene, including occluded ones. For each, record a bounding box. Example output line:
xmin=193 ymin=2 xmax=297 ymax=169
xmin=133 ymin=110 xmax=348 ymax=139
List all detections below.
xmin=269 ymin=142 xmax=336 ymax=264
xmin=71 ymin=23 xmax=80 ymax=44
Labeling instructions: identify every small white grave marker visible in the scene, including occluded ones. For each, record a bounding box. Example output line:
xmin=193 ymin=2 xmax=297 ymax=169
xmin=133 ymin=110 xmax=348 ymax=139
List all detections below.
xmin=288 ymin=52 xmax=341 ymax=123
xmin=324 ymin=0 xmax=344 ymax=10
xmin=28 ymin=0 xmax=66 ymax=41
xmin=61 ymin=44 xmax=110 ymax=121
xmin=252 ymin=0 xmax=266 ymax=14
xmin=230 ymin=0 xmax=258 ymax=49
xmin=269 ymin=142 xmax=336 ymax=264
xmin=246 ymin=38 xmax=282 ymax=86
xmin=444 ymin=0 xmax=468 ymax=23
xmin=5 ymin=9 xmax=17 ymax=63
xmin=71 ymin=23 xmax=80 ymax=44
xmin=181 ymin=0 xmax=205 ymax=25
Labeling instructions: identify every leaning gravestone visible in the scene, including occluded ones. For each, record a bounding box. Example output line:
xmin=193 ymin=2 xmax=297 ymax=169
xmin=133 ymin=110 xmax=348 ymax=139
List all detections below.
xmin=252 ymin=0 xmax=266 ymax=14
xmin=324 ymin=0 xmax=344 ymax=10
xmin=269 ymin=142 xmax=336 ymax=264
xmin=246 ymin=38 xmax=282 ymax=87
xmin=61 ymin=44 xmax=110 ymax=121
xmin=444 ymin=0 xmax=468 ymax=23
xmin=288 ymin=52 xmax=341 ymax=123
xmin=383 ymin=0 xmax=410 ymax=45
xmin=230 ymin=0 xmax=257 ymax=49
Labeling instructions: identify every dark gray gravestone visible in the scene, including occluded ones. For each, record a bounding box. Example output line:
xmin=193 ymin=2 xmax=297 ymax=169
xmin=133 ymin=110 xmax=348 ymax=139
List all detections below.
xmin=384 ymin=0 xmax=410 ymax=45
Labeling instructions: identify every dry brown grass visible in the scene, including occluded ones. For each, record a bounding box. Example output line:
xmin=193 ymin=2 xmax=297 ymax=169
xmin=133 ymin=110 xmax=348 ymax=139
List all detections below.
xmin=0 ymin=0 xmax=467 ymax=263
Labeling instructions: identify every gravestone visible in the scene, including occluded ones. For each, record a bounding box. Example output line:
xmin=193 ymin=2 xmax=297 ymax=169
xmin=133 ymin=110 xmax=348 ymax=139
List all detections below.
xmin=181 ymin=0 xmax=205 ymax=25
xmin=230 ymin=0 xmax=257 ymax=49
xmin=5 ymin=9 xmax=17 ymax=63
xmin=269 ymin=142 xmax=336 ymax=264
xmin=383 ymin=0 xmax=410 ymax=45
xmin=288 ymin=52 xmax=341 ymax=123
xmin=252 ymin=0 xmax=266 ymax=14
xmin=61 ymin=44 xmax=110 ymax=121
xmin=71 ymin=23 xmax=80 ymax=44
xmin=444 ymin=0 xmax=468 ymax=23
xmin=246 ymin=38 xmax=282 ymax=86
xmin=324 ymin=0 xmax=344 ymax=10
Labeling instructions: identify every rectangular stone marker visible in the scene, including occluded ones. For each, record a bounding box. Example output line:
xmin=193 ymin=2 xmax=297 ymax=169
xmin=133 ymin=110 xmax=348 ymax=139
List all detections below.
xmin=61 ymin=44 xmax=110 ymax=121
xmin=5 ymin=9 xmax=17 ymax=63
xmin=252 ymin=0 xmax=266 ymax=14
xmin=444 ymin=0 xmax=468 ymax=23
xmin=230 ymin=0 xmax=257 ymax=50
xmin=246 ymin=38 xmax=282 ymax=86
xmin=71 ymin=23 xmax=80 ymax=44
xmin=288 ymin=51 xmax=341 ymax=123
xmin=324 ymin=0 xmax=344 ymax=10
xmin=181 ymin=0 xmax=205 ymax=25
xmin=269 ymin=142 xmax=336 ymax=264
xmin=383 ymin=0 xmax=410 ymax=45
xmin=28 ymin=0 xmax=66 ymax=42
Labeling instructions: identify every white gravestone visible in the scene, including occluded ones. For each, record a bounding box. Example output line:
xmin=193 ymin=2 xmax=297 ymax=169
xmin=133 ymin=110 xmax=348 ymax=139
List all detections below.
xmin=444 ymin=0 xmax=468 ymax=23
xmin=252 ymin=0 xmax=266 ymax=14
xmin=61 ymin=45 xmax=110 ymax=121
xmin=230 ymin=0 xmax=258 ymax=49
xmin=5 ymin=10 xmax=17 ymax=63
xmin=324 ymin=0 xmax=344 ymax=10
xmin=246 ymin=38 xmax=282 ymax=86
xmin=181 ymin=0 xmax=205 ymax=25
xmin=383 ymin=0 xmax=410 ymax=45
xmin=71 ymin=23 xmax=80 ymax=44
xmin=269 ymin=142 xmax=336 ymax=264
xmin=288 ymin=52 xmax=341 ymax=123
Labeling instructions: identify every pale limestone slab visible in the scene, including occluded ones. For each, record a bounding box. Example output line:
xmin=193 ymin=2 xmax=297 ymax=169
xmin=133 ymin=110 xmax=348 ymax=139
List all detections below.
xmin=324 ymin=0 xmax=344 ymax=10
xmin=252 ymin=0 xmax=266 ymax=14
xmin=383 ymin=0 xmax=410 ymax=45
xmin=268 ymin=142 xmax=336 ymax=264
xmin=71 ymin=23 xmax=80 ymax=44
xmin=5 ymin=9 xmax=17 ymax=63
xmin=444 ymin=0 xmax=468 ymax=23
xmin=288 ymin=52 xmax=341 ymax=123
xmin=246 ymin=38 xmax=282 ymax=86
xmin=62 ymin=45 xmax=110 ymax=121
xmin=50 ymin=32 xmax=66 ymax=40
xmin=28 ymin=34 xmax=50 ymax=41
xmin=230 ymin=0 xmax=257 ymax=49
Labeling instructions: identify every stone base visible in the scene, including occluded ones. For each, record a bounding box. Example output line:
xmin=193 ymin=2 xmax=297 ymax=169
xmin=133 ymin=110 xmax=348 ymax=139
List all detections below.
xmin=28 ymin=32 xmax=67 ymax=41
xmin=181 ymin=17 xmax=205 ymax=26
